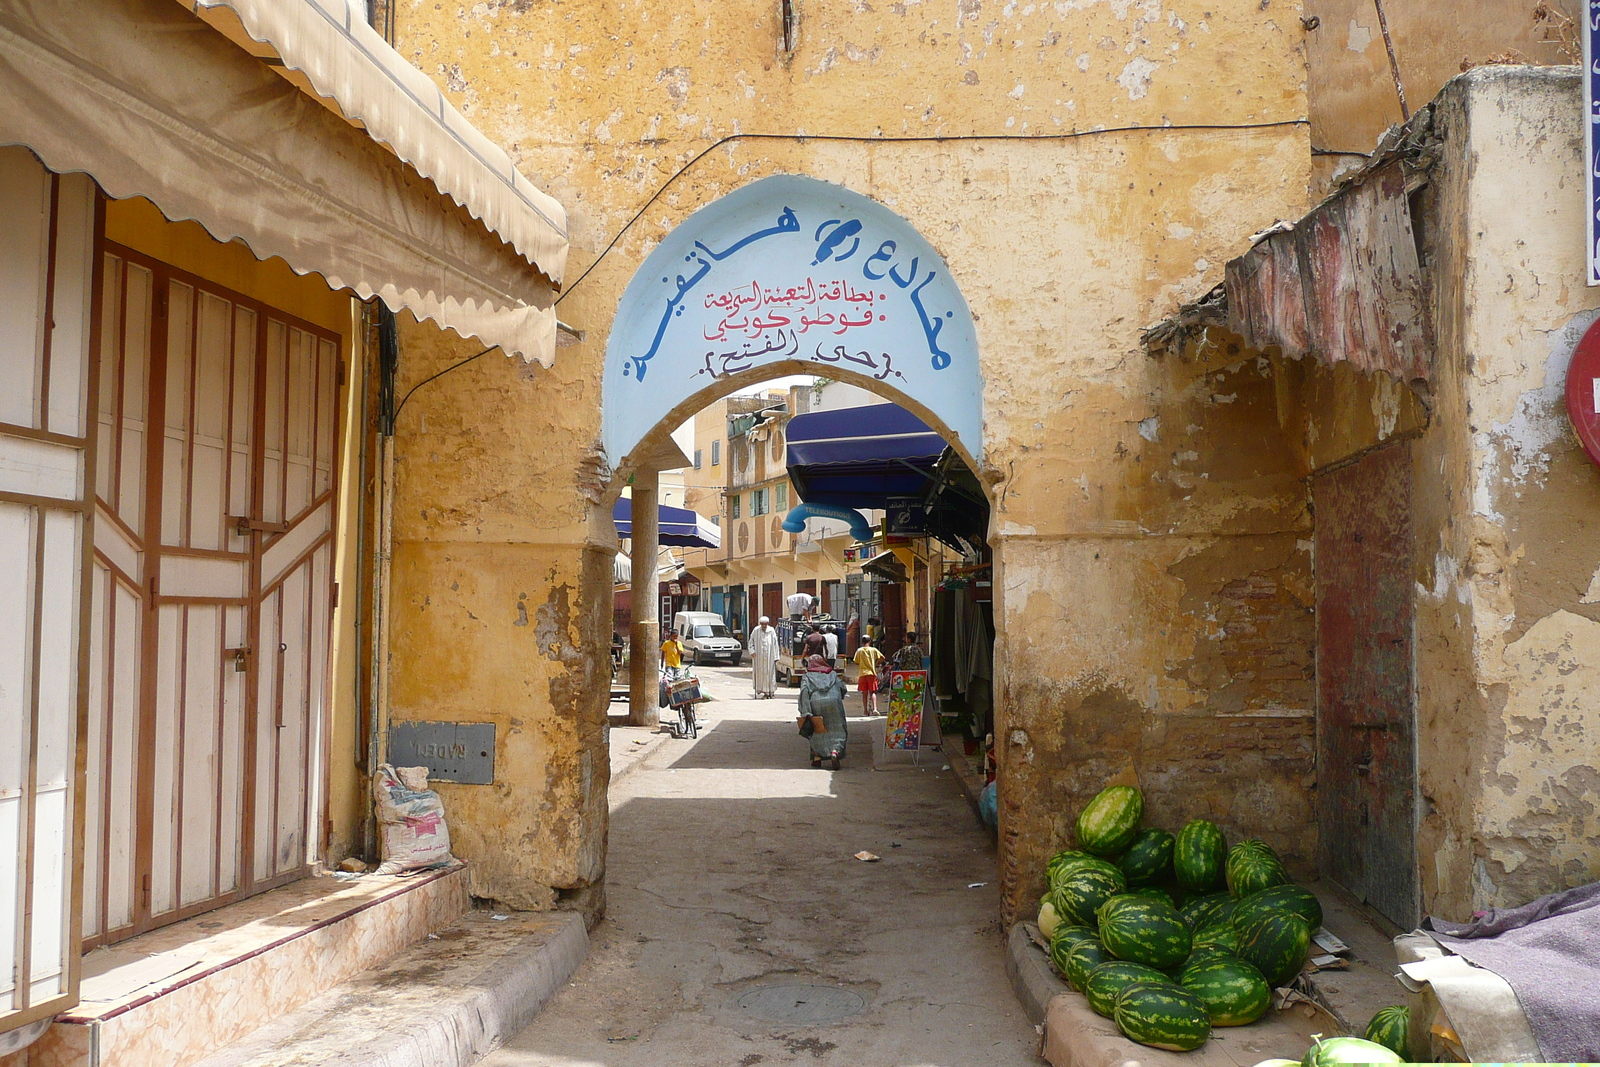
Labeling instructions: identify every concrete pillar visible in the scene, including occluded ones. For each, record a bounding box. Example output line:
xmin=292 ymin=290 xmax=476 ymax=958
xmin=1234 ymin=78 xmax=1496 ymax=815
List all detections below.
xmin=628 ymin=471 xmax=660 ymax=727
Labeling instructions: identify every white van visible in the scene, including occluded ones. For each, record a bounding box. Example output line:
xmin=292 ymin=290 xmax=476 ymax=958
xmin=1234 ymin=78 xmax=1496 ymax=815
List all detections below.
xmin=674 ymin=611 xmax=743 ymax=666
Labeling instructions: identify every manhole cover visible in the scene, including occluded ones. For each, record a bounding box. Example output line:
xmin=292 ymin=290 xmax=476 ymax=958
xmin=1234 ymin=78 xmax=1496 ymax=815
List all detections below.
xmin=735 ymin=983 xmax=867 ymax=1025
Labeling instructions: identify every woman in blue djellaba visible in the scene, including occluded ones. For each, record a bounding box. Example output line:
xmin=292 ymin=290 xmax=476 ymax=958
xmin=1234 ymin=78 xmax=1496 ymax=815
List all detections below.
xmin=799 ymin=654 xmax=849 ymax=770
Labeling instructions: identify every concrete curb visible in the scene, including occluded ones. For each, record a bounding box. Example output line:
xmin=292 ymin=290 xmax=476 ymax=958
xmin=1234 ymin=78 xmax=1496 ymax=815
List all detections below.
xmin=608 ymin=727 xmax=669 ymax=786
xmin=1005 ymin=922 xmax=1068 ymax=1026
xmin=195 ymin=910 xmax=588 ymax=1067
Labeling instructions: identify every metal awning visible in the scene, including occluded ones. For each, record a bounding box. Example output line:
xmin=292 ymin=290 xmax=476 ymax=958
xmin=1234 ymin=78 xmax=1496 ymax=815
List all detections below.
xmin=861 ymin=550 xmax=908 ymax=583
xmin=785 ymin=405 xmax=947 ymax=508
xmin=0 ymin=0 xmax=568 ymax=364
xmin=613 ymin=499 xmax=721 ymax=549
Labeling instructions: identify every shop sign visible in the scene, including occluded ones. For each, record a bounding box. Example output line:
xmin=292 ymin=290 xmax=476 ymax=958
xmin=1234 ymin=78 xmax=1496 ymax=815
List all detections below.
xmin=885 ymin=670 xmax=927 ymax=751
xmin=1565 ymin=317 xmax=1600 ymax=464
xmin=1588 ymin=3 xmax=1600 ymax=284
xmin=884 ymin=498 xmax=926 ymax=536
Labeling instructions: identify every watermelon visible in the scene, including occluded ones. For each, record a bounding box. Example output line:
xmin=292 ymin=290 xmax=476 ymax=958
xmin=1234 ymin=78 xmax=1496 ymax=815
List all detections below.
xmin=1084 ymin=960 xmax=1172 ymax=1017
xmin=1301 ymin=1035 xmax=1403 ymax=1066
xmin=1177 ymin=945 xmax=1239 ymax=983
xmin=1235 ymin=884 xmax=1322 ymax=932
xmin=1076 ymin=785 xmax=1144 ymax=855
xmin=1064 ymin=937 xmax=1111 ymax=991
xmin=1113 ymin=982 xmax=1212 ymax=1051
xmin=1363 ymin=1005 xmax=1409 ymax=1058
xmin=1174 ymin=820 xmax=1227 ymax=892
xmin=1127 ymin=885 xmax=1175 ymax=908
xmin=1048 ymin=924 xmax=1098 ymax=975
xmin=1051 ymin=863 xmax=1127 ymax=926
xmin=1236 ymin=908 xmax=1311 ymax=987
xmin=1227 ymin=841 xmax=1290 ymax=898
xmin=1046 ymin=848 xmax=1094 ymax=881
xmin=1249 ymin=1061 xmax=1301 ymax=1067
xmin=1118 ymin=828 xmax=1175 ymax=885
xmin=1191 ymin=916 xmax=1240 ymax=954
xmin=1180 ymin=957 xmax=1271 ymax=1026
xmin=1097 ymin=897 xmax=1192 ymax=969
xmin=1179 ymin=891 xmax=1233 ymax=931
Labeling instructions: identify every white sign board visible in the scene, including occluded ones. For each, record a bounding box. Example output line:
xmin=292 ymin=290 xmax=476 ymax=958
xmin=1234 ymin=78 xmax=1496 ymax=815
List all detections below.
xmin=603 ymin=175 xmax=982 ymax=467
xmin=1587 ymin=2 xmax=1600 ymax=284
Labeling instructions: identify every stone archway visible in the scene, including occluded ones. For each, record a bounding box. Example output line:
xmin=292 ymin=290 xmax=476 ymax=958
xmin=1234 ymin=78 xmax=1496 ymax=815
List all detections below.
xmin=602 ymin=174 xmax=984 ymax=478
xmin=600 ymin=174 xmax=992 ymax=738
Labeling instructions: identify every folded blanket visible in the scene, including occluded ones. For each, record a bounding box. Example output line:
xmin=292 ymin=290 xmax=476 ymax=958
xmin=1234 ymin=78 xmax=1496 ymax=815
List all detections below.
xmin=1423 ymin=881 xmax=1600 ymax=1061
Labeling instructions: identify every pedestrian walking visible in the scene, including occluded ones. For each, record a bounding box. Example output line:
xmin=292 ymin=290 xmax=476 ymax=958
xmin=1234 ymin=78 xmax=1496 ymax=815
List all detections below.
xmin=853 ymin=636 xmax=884 ymax=715
xmin=890 ymin=631 xmax=926 ymax=672
xmin=802 ymin=624 xmax=827 ymax=660
xmin=798 ymin=654 xmax=848 ymax=770
xmin=749 ymin=616 xmax=780 ymax=698
xmin=822 ymin=624 xmax=839 ymax=665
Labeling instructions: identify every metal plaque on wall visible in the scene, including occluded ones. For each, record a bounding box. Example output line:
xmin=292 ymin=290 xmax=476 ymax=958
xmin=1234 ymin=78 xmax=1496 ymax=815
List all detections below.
xmin=388 ymin=721 xmax=496 ymax=784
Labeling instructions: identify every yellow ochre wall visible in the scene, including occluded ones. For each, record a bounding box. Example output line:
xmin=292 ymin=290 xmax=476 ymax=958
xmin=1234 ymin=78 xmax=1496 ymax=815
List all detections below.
xmin=381 ymin=0 xmax=1316 ymax=921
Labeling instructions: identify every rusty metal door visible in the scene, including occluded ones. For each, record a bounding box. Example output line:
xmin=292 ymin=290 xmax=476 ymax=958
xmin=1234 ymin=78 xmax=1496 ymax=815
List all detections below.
xmin=85 ymin=245 xmax=340 ymax=945
xmin=1313 ymin=443 xmax=1417 ymax=929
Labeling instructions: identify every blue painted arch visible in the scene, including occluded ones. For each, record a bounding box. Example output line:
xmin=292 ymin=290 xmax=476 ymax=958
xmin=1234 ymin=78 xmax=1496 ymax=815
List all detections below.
xmin=602 ymin=175 xmax=982 ymax=472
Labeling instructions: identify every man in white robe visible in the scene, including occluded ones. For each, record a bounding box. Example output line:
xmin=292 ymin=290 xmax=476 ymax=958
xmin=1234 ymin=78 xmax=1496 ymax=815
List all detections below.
xmin=750 ymin=616 xmax=780 ymax=698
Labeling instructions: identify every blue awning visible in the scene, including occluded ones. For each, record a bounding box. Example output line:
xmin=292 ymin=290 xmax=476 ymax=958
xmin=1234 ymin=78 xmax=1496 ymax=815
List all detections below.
xmin=785 ymin=405 xmax=947 ymax=508
xmin=613 ymin=498 xmax=721 ymax=548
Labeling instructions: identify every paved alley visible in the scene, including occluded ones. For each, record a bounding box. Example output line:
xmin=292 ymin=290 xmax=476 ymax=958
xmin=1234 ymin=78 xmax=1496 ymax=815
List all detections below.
xmin=478 ymin=667 xmax=1038 ymax=1067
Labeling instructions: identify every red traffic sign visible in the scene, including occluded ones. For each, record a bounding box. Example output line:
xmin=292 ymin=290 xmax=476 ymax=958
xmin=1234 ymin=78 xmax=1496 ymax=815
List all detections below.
xmin=1566 ymin=317 xmax=1600 ymax=466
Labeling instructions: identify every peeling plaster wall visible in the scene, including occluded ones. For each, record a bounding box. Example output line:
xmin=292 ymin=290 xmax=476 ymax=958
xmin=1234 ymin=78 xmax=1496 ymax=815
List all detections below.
xmin=386 ymin=314 xmax=612 ymax=913
xmin=1302 ymin=0 xmax=1580 ymax=191
xmin=1419 ymin=66 xmax=1600 ymax=919
xmin=391 ymin=0 xmax=1320 ymax=921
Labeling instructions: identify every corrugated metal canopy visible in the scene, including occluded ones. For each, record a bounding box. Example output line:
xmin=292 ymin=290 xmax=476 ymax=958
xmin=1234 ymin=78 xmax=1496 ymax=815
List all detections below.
xmin=0 ymin=0 xmax=567 ymax=365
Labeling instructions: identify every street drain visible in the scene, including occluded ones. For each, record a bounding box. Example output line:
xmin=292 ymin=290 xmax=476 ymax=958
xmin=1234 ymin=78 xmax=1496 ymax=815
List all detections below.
xmin=735 ymin=984 xmax=867 ymax=1025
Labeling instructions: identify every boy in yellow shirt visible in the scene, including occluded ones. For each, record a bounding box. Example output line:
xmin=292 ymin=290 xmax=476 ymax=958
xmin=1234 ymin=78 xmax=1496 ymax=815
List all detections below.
xmin=661 ymin=632 xmax=685 ymax=676
xmin=853 ymin=637 xmax=884 ymax=715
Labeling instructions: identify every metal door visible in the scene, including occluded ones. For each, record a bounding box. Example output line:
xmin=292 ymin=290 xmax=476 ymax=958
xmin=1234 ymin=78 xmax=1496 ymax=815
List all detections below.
xmin=0 ymin=151 xmax=98 ymax=1033
xmin=1313 ymin=443 xmax=1417 ymax=928
xmin=84 ymin=245 xmax=339 ymax=945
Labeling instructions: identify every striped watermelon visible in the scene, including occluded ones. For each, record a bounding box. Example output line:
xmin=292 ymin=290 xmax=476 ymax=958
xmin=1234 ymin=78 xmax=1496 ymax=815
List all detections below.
xmin=1227 ymin=840 xmax=1290 ymax=898
xmin=1064 ymin=937 xmax=1111 ymax=991
xmin=1363 ymin=1006 xmax=1410 ymax=1058
xmin=1097 ymin=897 xmax=1192 ymax=969
xmin=1084 ymin=961 xmax=1172 ymax=1017
xmin=1235 ymin=884 xmax=1322 ymax=933
xmin=1047 ymin=849 xmax=1094 ymax=881
xmin=1075 ymin=785 xmax=1144 ymax=855
xmin=1051 ymin=863 xmax=1127 ymax=926
xmin=1180 ymin=957 xmax=1271 ymax=1026
xmin=1177 ymin=945 xmax=1239 ymax=983
xmin=1191 ymin=916 xmax=1240 ymax=954
xmin=1048 ymin=924 xmax=1098 ymax=975
xmin=1236 ymin=908 xmax=1311 ymax=987
xmin=1118 ymin=828 xmax=1175 ymax=885
xmin=1301 ymin=1035 xmax=1403 ymax=1065
xmin=1179 ymin=891 xmax=1233 ymax=931
xmin=1128 ymin=885 xmax=1175 ymax=908
xmin=1174 ymin=820 xmax=1227 ymax=892
xmin=1113 ymin=982 xmax=1212 ymax=1051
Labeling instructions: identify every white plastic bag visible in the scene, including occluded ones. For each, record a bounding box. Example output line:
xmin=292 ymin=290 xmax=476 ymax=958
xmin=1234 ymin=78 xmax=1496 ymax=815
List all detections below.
xmin=373 ymin=763 xmax=454 ymax=875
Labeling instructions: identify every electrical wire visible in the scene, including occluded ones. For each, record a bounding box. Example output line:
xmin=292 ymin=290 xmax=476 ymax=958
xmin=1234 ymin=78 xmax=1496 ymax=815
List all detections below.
xmin=403 ymin=119 xmax=1314 ymax=408
xmin=554 ymin=119 xmax=1312 ymax=304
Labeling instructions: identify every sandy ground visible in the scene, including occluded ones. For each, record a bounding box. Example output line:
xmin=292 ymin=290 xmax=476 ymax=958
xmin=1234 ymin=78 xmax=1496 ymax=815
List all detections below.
xmin=478 ymin=664 xmax=1040 ymax=1067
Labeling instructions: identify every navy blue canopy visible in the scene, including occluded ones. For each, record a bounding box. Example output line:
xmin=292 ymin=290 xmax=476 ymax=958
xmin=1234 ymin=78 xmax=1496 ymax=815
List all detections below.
xmin=613 ymin=498 xmax=721 ymax=548
xmin=785 ymin=405 xmax=948 ymax=508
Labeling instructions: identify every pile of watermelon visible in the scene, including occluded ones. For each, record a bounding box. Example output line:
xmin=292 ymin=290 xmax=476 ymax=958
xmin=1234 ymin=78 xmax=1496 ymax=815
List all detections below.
xmin=1037 ymin=784 xmax=1331 ymax=1054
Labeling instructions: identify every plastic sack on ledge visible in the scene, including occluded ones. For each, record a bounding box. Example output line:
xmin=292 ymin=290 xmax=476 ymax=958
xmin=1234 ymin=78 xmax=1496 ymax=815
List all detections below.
xmin=373 ymin=763 xmax=455 ymax=876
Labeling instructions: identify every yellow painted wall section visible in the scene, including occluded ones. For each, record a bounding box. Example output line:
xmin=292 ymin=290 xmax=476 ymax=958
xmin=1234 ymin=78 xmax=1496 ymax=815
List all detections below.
xmin=1419 ymin=67 xmax=1600 ymax=919
xmin=391 ymin=1 xmax=1318 ymax=919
